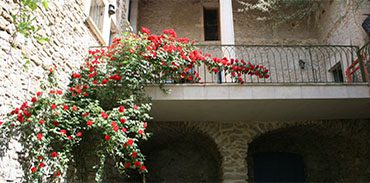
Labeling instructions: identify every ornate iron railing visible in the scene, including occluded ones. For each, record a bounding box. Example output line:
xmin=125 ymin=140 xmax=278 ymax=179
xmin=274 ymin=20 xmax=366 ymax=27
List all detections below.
xmin=194 ymin=44 xmax=365 ymax=84
xmin=356 ymin=42 xmax=370 ymax=83
xmin=91 ymin=43 xmax=370 ymax=84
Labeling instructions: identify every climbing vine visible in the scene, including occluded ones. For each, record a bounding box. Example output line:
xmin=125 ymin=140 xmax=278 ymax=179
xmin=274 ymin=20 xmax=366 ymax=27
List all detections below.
xmin=0 ymin=27 xmax=269 ymax=182
xmin=12 ymin=0 xmax=49 ymax=42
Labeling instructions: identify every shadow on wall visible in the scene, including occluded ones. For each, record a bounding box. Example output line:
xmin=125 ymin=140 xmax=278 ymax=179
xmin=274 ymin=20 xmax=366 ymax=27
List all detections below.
xmin=247 ymin=121 xmax=370 ymax=182
xmin=67 ymin=122 xmax=222 ymax=182
xmin=122 ymin=122 xmax=223 ymax=182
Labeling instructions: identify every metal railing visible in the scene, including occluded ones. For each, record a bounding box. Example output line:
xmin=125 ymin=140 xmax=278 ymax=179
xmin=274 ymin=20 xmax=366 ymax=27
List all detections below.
xmin=357 ymin=42 xmax=370 ymax=83
xmin=192 ymin=44 xmax=365 ymax=84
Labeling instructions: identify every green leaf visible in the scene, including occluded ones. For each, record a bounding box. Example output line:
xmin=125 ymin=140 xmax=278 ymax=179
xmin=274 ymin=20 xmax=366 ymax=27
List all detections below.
xmin=36 ymin=36 xmax=50 ymax=44
xmin=42 ymin=0 xmax=48 ymax=8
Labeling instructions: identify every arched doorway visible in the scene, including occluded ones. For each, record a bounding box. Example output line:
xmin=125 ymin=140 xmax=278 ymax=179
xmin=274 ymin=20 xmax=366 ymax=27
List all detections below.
xmin=113 ymin=122 xmax=223 ymax=182
xmin=247 ymin=123 xmax=370 ymax=182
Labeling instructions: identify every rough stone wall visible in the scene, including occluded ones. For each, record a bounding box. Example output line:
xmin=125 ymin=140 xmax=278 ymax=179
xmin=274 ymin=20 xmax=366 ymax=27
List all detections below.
xmin=138 ymin=0 xmax=321 ymax=45
xmin=0 ymin=0 xmax=102 ymax=182
xmin=316 ymin=0 xmax=370 ymax=46
xmin=138 ymin=0 xmax=211 ymax=43
xmin=64 ymin=119 xmax=370 ymax=182
xmin=138 ymin=0 xmax=369 ymax=46
xmin=248 ymin=122 xmax=370 ymax=182
xmin=232 ymin=0 xmax=320 ymax=45
xmin=115 ymin=0 xmax=131 ymax=32
xmin=135 ymin=120 xmax=370 ymax=183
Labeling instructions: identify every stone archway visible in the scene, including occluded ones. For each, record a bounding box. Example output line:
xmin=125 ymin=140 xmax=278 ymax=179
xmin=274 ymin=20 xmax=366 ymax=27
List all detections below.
xmin=247 ymin=121 xmax=370 ymax=182
xmin=115 ymin=121 xmax=223 ymax=182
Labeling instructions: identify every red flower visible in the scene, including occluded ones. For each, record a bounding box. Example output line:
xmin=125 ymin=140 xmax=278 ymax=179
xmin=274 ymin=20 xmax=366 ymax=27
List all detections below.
xmin=82 ymin=112 xmax=90 ymax=117
xmin=39 ymin=162 xmax=45 ymax=168
xmin=17 ymin=114 xmax=24 ymax=122
xmin=109 ymin=74 xmax=121 ymax=81
xmin=76 ymin=132 xmax=82 ymax=137
xmin=141 ymin=27 xmax=151 ymax=34
xmin=37 ymin=156 xmax=43 ymax=160
xmin=60 ymin=129 xmax=66 ymax=135
xmin=36 ymin=91 xmax=42 ymax=97
xmin=37 ymin=133 xmax=43 ymax=140
xmin=67 ymin=135 xmax=72 ymax=140
xmin=127 ymin=139 xmax=134 ymax=146
xmin=72 ymin=105 xmax=78 ymax=111
xmin=101 ymin=79 xmax=109 ymax=85
xmin=113 ymin=126 xmax=119 ymax=132
xmin=49 ymin=67 xmax=54 ymax=74
xmin=138 ymin=130 xmax=144 ymax=135
xmin=63 ymin=105 xmax=69 ymax=111
xmin=54 ymin=170 xmax=61 ymax=177
xmin=124 ymin=162 xmax=131 ymax=168
xmin=10 ymin=108 xmax=19 ymax=115
xmin=39 ymin=119 xmax=45 ymax=125
xmin=104 ymin=135 xmax=110 ymax=141
xmin=87 ymin=120 xmax=93 ymax=126
xmin=53 ymin=121 xmax=59 ymax=126
xmin=101 ymin=112 xmax=108 ymax=119
xmin=72 ymin=73 xmax=81 ymax=79
xmin=118 ymin=106 xmax=125 ymax=113
xmin=0 ymin=121 xmax=3 ymax=126
xmin=134 ymin=160 xmax=140 ymax=166
xmin=163 ymin=29 xmax=177 ymax=38
xmin=31 ymin=167 xmax=37 ymax=173
xmin=93 ymin=80 xmax=98 ymax=85
xmin=31 ymin=97 xmax=37 ymax=103
xmin=51 ymin=151 xmax=58 ymax=158
xmin=56 ymin=90 xmax=63 ymax=95
xmin=23 ymin=110 xmax=32 ymax=117
xmin=51 ymin=103 xmax=57 ymax=110
xmin=140 ymin=165 xmax=147 ymax=171
xmin=133 ymin=105 xmax=139 ymax=110
xmin=143 ymin=122 xmax=147 ymax=128
xmin=120 ymin=118 xmax=126 ymax=124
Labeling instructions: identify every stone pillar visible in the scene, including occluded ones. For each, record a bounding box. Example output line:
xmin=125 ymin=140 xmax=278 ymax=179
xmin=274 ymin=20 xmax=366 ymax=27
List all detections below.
xmin=219 ymin=0 xmax=235 ymax=82
xmin=129 ymin=0 xmax=139 ymax=33
xmin=219 ymin=0 xmax=235 ymax=45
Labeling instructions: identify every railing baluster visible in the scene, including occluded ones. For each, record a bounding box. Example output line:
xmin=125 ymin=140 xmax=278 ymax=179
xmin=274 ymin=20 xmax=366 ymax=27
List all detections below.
xmin=144 ymin=44 xmax=365 ymax=85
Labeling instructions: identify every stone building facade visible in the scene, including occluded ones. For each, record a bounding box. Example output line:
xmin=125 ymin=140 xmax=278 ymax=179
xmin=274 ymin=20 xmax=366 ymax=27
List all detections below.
xmin=1 ymin=0 xmax=370 ymax=182
xmin=0 ymin=0 xmax=130 ymax=182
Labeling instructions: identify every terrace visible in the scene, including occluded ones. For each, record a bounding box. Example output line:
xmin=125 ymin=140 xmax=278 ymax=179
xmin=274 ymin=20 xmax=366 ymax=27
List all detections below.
xmin=146 ymin=42 xmax=370 ymax=122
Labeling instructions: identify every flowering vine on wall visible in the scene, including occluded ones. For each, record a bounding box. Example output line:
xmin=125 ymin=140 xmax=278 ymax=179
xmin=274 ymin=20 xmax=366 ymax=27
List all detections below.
xmin=0 ymin=27 xmax=269 ymax=182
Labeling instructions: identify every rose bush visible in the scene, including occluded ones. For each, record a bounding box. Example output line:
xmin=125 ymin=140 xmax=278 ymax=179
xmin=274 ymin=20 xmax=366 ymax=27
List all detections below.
xmin=0 ymin=27 xmax=269 ymax=182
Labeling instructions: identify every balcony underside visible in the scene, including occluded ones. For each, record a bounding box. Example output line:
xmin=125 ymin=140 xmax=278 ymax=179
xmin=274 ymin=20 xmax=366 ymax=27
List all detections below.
xmin=145 ymin=84 xmax=370 ymax=122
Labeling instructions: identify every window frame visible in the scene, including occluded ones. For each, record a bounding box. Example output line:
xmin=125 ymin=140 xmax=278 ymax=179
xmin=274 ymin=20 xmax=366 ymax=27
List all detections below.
xmin=85 ymin=0 xmax=118 ymax=46
xmin=203 ymin=7 xmax=220 ymax=41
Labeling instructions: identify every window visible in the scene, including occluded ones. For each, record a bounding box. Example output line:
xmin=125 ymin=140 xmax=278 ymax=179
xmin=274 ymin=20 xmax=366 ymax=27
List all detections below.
xmin=85 ymin=0 xmax=118 ymax=46
xmin=89 ymin=0 xmax=105 ymax=32
xmin=203 ymin=8 xmax=219 ymax=41
xmin=329 ymin=62 xmax=344 ymax=83
xmin=128 ymin=0 xmax=132 ymax=21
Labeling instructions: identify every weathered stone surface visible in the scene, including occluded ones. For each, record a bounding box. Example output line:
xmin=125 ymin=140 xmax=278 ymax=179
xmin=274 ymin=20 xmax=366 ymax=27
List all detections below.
xmin=0 ymin=0 xmax=101 ymax=182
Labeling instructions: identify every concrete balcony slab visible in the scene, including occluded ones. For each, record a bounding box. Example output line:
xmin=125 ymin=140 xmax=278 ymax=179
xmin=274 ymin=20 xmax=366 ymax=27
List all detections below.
xmin=145 ymin=83 xmax=370 ymax=122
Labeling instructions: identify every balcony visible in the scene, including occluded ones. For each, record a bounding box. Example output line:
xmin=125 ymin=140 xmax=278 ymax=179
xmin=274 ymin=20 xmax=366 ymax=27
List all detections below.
xmin=146 ymin=43 xmax=370 ymax=122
